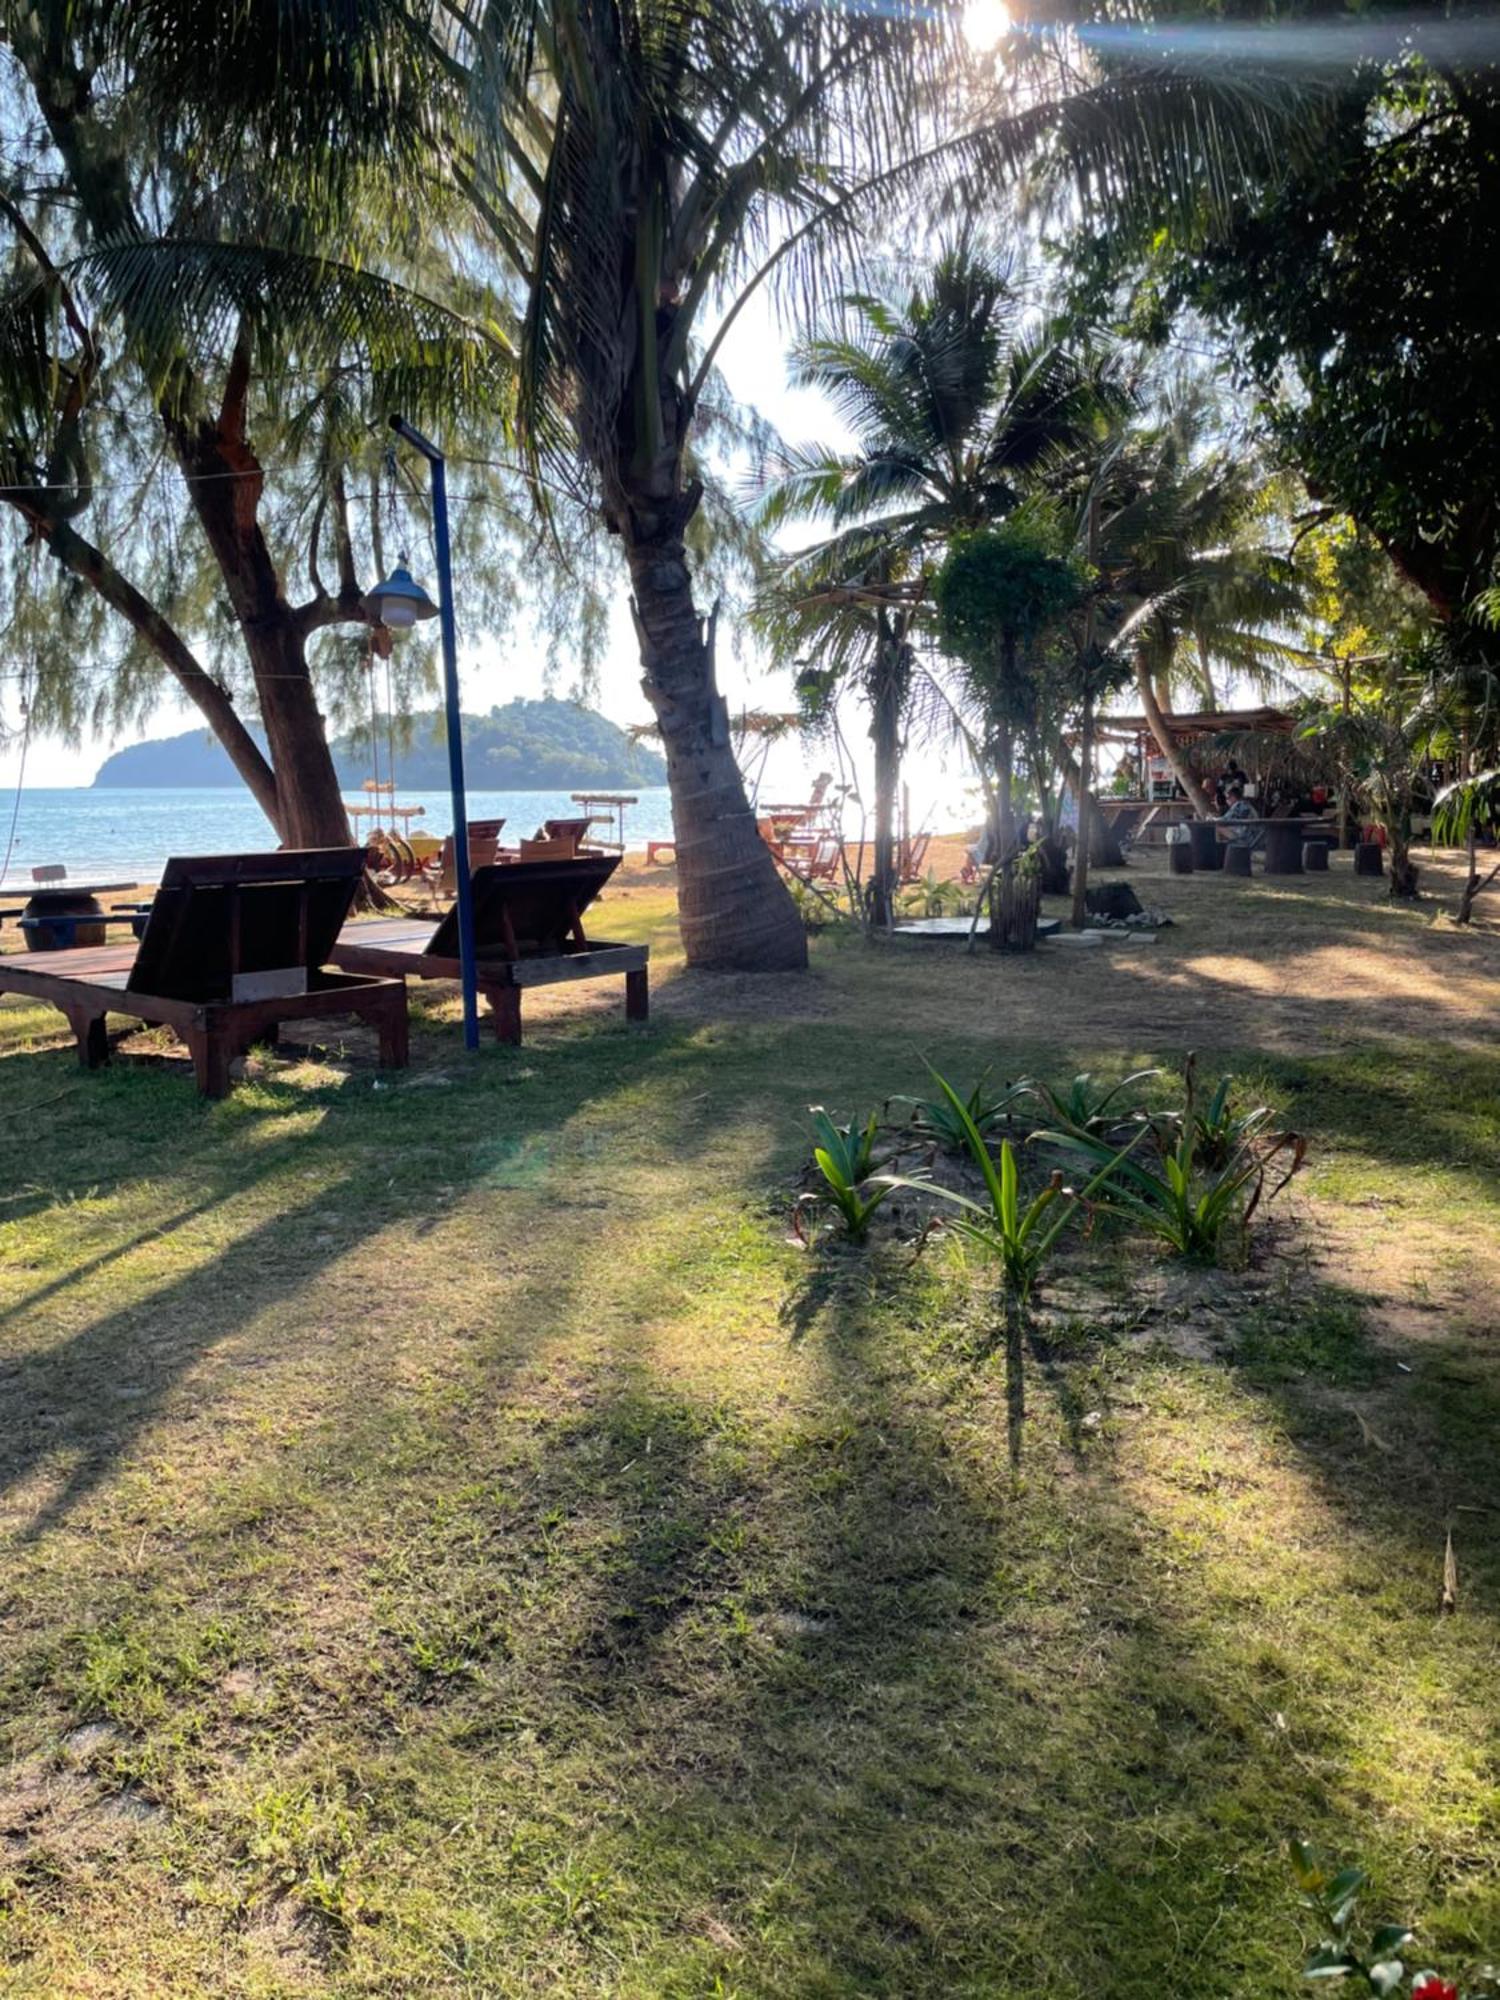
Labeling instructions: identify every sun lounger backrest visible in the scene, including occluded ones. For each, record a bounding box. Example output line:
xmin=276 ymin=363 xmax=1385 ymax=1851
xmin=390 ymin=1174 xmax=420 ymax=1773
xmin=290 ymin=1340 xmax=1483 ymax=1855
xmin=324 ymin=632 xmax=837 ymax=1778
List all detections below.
xmin=128 ymin=849 xmax=367 ymax=1002
xmin=428 ymin=854 xmax=620 ymax=960
xmin=439 ymin=818 xmax=506 ymax=892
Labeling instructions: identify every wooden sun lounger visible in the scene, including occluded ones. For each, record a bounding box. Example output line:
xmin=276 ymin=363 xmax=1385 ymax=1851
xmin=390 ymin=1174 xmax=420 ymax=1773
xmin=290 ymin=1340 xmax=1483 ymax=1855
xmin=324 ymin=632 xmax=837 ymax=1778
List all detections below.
xmin=0 ymin=849 xmax=409 ymax=1097
xmin=331 ymin=853 xmax=648 ymax=1045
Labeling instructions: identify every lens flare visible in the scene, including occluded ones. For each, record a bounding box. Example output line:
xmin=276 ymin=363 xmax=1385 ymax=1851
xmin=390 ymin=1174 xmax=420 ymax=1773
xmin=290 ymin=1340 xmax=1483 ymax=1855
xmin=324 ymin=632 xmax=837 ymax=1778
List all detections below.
xmin=962 ymin=0 xmax=1011 ymax=50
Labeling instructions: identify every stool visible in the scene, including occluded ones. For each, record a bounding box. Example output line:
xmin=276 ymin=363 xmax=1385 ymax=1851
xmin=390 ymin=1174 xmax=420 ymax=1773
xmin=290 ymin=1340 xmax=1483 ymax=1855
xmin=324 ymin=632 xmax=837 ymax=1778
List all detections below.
xmin=1354 ymin=841 xmax=1384 ymax=877
xmin=1303 ymin=841 xmax=1329 ymax=872
xmin=1168 ymin=840 xmax=1194 ymax=875
xmin=1224 ymin=844 xmax=1253 ymax=878
xmin=1186 ymin=819 xmax=1223 ymax=870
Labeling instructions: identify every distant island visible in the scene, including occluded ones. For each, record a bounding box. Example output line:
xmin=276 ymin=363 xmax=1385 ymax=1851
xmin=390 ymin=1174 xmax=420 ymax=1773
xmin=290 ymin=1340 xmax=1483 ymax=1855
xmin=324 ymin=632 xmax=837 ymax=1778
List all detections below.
xmin=92 ymin=697 xmax=667 ymax=791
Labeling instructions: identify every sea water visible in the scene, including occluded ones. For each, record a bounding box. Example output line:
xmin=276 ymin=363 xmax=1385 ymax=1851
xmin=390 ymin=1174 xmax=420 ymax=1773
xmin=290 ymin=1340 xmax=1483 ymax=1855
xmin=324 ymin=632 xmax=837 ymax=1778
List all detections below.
xmin=0 ymin=785 xmax=678 ymax=889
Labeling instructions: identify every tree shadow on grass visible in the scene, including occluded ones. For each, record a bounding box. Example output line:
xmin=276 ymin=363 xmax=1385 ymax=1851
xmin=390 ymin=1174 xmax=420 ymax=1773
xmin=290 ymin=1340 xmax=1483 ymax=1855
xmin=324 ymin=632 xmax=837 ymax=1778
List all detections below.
xmin=0 ymin=1018 xmax=707 ymax=1547
xmin=492 ymin=1278 xmax=1397 ymax=1997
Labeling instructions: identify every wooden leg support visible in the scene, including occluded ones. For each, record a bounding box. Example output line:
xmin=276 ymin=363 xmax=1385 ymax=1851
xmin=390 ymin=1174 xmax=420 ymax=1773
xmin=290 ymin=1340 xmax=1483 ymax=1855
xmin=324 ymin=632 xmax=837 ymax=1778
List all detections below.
xmin=488 ymin=985 xmax=523 ymax=1046
xmin=625 ymin=967 xmax=650 ymax=1024
xmin=63 ymin=1007 xmax=110 ymax=1070
xmin=377 ymin=992 xmax=410 ymax=1071
xmin=187 ymin=1029 xmax=233 ymax=1099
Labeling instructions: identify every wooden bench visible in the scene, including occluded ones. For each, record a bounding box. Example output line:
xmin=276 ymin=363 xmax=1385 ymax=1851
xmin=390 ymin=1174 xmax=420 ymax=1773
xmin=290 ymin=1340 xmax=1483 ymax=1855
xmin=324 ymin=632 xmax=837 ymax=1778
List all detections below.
xmin=0 ymin=850 xmax=409 ymax=1097
xmin=331 ymin=853 xmax=647 ymax=1045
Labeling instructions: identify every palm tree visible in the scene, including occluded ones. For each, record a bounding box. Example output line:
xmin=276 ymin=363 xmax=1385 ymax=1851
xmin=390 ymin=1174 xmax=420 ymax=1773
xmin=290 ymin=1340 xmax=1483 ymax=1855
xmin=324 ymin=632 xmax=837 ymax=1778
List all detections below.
xmin=419 ymin=0 xmax=1315 ymax=967
xmin=756 ymin=249 xmax=1113 ymax=923
xmin=1090 ymin=409 xmax=1310 ymax=816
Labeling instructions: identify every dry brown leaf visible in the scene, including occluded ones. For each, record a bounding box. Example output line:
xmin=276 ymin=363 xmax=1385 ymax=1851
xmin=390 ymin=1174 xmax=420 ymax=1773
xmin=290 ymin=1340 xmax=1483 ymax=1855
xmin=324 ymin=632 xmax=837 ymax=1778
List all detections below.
xmin=1441 ymin=1529 xmax=1459 ymax=1615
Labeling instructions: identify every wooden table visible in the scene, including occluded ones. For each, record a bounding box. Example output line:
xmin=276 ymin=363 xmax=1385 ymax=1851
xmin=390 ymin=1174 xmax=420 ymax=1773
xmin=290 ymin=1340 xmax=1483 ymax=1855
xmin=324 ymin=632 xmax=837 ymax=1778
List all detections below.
xmin=2 ymin=880 xmax=136 ymax=949
xmin=1218 ymin=818 xmax=1334 ymax=875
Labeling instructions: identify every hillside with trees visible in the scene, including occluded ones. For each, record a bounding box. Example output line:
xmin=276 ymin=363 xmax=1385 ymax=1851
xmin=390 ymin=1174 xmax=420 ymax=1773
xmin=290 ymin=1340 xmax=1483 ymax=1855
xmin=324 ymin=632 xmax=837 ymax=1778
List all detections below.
xmin=92 ymin=699 xmax=666 ymax=792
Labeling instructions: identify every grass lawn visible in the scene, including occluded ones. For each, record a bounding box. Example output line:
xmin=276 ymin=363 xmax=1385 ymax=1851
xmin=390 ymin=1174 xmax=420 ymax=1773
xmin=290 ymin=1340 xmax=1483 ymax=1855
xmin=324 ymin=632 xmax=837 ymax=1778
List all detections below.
xmin=1 ymin=852 xmax=1498 ymax=1996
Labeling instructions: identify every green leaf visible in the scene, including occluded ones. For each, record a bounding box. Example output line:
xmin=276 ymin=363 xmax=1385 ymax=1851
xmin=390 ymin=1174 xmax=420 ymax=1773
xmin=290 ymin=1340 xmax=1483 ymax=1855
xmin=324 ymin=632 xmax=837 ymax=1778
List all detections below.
xmin=1325 ymin=1867 xmax=1367 ymax=1916
xmin=1368 ymin=1927 xmax=1414 ymax=1958
xmin=1296 ymin=1840 xmax=1328 ymax=1888
xmin=1302 ymin=1942 xmax=1357 ymax=1977
xmin=999 ymin=1139 xmax=1019 ymax=1241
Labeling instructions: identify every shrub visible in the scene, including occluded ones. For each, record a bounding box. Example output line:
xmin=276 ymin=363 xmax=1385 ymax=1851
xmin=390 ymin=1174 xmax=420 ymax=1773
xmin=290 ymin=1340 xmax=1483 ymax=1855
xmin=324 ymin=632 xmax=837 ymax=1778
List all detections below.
xmin=880 ymin=1070 xmax=1139 ymax=1464
xmin=1040 ymin=1059 xmax=1305 ymax=1262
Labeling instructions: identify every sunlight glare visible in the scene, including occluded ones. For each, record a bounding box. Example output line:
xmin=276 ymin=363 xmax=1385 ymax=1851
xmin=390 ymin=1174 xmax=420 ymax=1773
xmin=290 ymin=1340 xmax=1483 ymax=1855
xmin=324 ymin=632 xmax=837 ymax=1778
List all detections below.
xmin=962 ymin=0 xmax=1011 ymax=50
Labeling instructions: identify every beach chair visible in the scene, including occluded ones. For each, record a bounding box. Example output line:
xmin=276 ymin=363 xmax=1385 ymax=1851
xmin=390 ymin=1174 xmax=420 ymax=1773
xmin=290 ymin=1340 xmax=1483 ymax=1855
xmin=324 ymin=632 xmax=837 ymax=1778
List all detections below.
xmin=541 ymin=817 xmax=595 ymax=852
xmin=331 ymin=853 xmax=648 ymax=1045
xmin=517 ymin=836 xmax=579 ymax=863
xmin=0 ymin=850 xmax=409 ymax=1097
xmin=438 ymin=818 xmax=507 ymax=895
xmin=783 ymin=834 xmax=841 ymax=884
xmin=897 ymin=831 xmax=932 ymax=883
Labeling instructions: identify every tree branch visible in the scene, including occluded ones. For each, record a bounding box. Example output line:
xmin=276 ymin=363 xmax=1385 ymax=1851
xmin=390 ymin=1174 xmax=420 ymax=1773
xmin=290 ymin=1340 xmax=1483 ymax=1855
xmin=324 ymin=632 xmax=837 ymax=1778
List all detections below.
xmin=8 ymin=496 xmax=282 ymax=828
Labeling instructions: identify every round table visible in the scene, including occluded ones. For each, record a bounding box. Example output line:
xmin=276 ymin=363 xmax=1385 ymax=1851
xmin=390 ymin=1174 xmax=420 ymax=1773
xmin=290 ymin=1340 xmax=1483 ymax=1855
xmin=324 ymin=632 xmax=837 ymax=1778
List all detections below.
xmin=1222 ymin=819 xmax=1325 ymax=876
xmin=11 ymin=881 xmax=136 ymax=950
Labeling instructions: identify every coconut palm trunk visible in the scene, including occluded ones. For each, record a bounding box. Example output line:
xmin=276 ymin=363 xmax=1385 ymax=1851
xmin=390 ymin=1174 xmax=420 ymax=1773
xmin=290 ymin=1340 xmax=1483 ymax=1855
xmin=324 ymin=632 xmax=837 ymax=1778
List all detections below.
xmin=623 ymin=519 xmax=806 ymax=968
xmin=867 ymin=618 xmax=907 ymax=929
xmin=1135 ymin=648 xmax=1215 ymax=817
xmin=1071 ymin=686 xmax=1095 ymax=929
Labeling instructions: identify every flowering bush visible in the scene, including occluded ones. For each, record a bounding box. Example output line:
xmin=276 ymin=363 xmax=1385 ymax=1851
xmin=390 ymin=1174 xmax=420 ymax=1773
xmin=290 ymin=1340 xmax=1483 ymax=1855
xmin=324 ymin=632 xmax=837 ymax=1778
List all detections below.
xmin=1290 ymin=1841 xmax=1498 ymax=1996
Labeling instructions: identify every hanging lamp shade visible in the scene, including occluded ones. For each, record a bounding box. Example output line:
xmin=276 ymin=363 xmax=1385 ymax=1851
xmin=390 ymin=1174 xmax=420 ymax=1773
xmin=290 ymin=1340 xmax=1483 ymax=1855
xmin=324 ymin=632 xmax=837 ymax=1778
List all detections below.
xmin=364 ymin=562 xmax=438 ymax=631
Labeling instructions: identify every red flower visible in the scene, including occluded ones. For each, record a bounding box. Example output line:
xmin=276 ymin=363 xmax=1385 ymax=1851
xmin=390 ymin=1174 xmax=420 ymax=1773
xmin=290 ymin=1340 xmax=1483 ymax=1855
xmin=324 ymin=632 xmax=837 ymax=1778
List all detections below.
xmin=1411 ymin=1978 xmax=1458 ymax=2000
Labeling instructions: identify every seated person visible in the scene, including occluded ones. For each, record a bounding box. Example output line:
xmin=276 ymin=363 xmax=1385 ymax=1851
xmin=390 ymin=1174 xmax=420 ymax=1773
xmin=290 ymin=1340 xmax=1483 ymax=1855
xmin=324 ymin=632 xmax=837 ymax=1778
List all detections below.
xmin=1218 ymin=783 xmax=1262 ymax=847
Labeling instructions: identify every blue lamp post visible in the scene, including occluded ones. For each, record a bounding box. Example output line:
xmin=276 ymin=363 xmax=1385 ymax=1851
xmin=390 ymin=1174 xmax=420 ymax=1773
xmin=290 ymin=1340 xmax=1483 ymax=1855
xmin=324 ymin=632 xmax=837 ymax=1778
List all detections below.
xmin=364 ymin=416 xmax=480 ymax=1051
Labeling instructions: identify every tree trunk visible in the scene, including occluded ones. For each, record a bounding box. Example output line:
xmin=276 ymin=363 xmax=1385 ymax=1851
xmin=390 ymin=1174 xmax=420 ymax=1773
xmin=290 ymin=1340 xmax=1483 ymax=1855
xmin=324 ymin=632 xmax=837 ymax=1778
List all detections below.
xmin=1388 ymin=806 xmax=1420 ymax=899
xmin=1135 ymin=650 xmax=1215 ymax=818
xmin=253 ymin=624 xmax=355 ymax=848
xmin=171 ymin=384 xmax=352 ymax=851
xmin=1194 ymin=636 xmax=1219 ymax=711
xmin=997 ymin=714 xmax=1015 ymax=860
xmin=868 ymin=624 xmax=903 ymax=930
xmin=1071 ymin=687 xmax=1095 ymax=930
xmin=623 ymin=521 xmax=807 ymax=971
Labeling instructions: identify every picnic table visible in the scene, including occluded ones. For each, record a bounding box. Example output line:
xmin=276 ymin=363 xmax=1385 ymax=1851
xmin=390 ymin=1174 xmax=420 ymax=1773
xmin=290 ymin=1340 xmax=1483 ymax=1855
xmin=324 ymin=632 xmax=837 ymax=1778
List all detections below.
xmin=1217 ymin=817 xmax=1334 ymax=876
xmin=0 ymin=880 xmax=137 ymax=949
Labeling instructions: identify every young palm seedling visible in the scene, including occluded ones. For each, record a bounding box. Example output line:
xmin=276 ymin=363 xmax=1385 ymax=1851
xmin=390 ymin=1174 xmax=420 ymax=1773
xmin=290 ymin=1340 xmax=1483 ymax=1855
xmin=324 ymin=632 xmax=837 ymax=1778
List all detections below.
xmin=880 ymin=1071 xmax=1138 ymax=1466
xmin=887 ymin=1068 xmax=1030 ymax=1156
xmin=1042 ymin=1062 xmax=1305 ymax=1263
xmin=1164 ymin=1056 xmax=1279 ymax=1171
xmin=1023 ymin=1067 xmax=1164 ymax=1141
xmin=796 ymin=1107 xmax=914 ymax=1244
